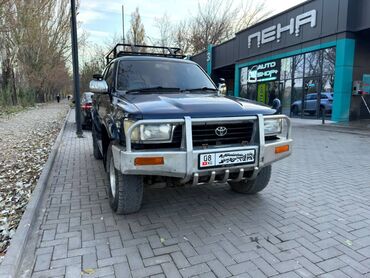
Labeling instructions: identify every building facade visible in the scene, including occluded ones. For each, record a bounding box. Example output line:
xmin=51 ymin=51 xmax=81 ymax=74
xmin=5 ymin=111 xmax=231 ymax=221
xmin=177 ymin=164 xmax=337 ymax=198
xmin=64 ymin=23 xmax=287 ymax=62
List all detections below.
xmin=191 ymin=0 xmax=370 ymax=121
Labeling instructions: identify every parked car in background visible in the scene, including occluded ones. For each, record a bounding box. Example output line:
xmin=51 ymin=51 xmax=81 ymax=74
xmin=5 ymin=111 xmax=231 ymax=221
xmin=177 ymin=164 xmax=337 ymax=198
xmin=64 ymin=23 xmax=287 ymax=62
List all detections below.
xmin=81 ymin=92 xmax=94 ymax=129
xmin=291 ymin=92 xmax=333 ymax=116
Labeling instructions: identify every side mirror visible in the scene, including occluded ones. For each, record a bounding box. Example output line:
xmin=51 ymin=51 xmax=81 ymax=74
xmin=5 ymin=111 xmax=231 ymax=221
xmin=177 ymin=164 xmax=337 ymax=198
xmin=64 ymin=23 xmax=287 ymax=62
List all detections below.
xmin=89 ymin=77 xmax=108 ymax=94
xmin=218 ymin=78 xmax=227 ymax=95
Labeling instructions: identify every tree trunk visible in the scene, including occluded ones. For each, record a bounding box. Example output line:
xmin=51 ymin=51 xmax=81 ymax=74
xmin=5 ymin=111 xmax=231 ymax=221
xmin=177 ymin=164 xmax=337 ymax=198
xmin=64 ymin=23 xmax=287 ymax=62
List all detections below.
xmin=11 ymin=68 xmax=17 ymax=105
xmin=1 ymin=58 xmax=10 ymax=91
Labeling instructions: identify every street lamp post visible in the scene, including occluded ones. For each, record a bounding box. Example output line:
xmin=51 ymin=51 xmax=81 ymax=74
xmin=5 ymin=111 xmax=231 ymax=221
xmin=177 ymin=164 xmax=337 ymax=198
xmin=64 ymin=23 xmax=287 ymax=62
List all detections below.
xmin=70 ymin=0 xmax=83 ymax=137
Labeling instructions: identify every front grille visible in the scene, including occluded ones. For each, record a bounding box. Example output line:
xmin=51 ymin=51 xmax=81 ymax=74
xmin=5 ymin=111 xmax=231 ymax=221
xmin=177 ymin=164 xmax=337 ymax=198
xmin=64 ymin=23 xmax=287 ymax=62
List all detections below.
xmin=131 ymin=122 xmax=254 ymax=150
xmin=192 ymin=122 xmax=254 ymax=147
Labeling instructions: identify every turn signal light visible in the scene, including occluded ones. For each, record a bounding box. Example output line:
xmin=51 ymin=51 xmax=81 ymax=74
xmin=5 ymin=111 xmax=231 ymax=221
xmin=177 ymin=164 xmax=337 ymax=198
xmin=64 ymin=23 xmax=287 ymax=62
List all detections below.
xmin=134 ymin=157 xmax=164 ymax=166
xmin=275 ymin=145 xmax=289 ymax=154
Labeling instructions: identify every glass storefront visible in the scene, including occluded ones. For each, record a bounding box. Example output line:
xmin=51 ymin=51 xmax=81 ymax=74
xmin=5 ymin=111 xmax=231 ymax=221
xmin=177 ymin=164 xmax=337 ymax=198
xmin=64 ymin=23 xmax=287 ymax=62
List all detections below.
xmin=240 ymin=47 xmax=336 ymax=117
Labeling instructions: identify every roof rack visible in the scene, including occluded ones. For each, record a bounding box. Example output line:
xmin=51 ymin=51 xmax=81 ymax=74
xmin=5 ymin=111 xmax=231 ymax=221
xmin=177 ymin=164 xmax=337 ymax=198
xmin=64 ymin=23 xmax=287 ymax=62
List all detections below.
xmin=105 ymin=43 xmax=186 ymax=64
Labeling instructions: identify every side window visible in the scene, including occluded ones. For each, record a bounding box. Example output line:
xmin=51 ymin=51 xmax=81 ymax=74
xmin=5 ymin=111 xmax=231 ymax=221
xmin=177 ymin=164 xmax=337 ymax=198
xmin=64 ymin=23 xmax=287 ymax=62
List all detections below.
xmin=104 ymin=63 xmax=115 ymax=90
xmin=321 ymin=94 xmax=328 ymax=99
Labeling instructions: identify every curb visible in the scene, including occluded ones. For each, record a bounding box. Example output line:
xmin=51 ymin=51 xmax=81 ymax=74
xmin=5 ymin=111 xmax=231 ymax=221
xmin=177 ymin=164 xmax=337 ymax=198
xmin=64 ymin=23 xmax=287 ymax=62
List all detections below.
xmin=0 ymin=108 xmax=71 ymax=278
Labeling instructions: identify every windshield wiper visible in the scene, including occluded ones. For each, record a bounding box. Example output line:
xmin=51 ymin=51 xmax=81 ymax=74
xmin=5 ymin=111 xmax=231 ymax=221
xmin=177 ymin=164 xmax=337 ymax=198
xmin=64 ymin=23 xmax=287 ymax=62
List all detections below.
xmin=181 ymin=87 xmax=218 ymax=92
xmin=126 ymin=86 xmax=181 ymax=93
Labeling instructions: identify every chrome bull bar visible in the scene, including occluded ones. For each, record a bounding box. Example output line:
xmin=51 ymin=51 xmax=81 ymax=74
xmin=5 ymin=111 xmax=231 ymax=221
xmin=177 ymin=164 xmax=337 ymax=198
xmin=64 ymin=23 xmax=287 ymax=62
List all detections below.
xmin=124 ymin=114 xmax=292 ymax=185
xmin=192 ymin=167 xmax=249 ymax=186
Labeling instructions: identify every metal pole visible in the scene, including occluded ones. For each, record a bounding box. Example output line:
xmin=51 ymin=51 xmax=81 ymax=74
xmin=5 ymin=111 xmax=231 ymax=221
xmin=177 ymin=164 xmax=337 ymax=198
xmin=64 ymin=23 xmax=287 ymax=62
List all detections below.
xmin=122 ymin=5 xmax=125 ymax=44
xmin=70 ymin=0 xmax=83 ymax=137
xmin=322 ymin=107 xmax=325 ymax=124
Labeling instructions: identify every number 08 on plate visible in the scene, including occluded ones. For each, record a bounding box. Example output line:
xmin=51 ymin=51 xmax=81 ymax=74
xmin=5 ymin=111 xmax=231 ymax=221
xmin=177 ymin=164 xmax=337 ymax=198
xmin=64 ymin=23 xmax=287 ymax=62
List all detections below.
xmin=199 ymin=149 xmax=256 ymax=168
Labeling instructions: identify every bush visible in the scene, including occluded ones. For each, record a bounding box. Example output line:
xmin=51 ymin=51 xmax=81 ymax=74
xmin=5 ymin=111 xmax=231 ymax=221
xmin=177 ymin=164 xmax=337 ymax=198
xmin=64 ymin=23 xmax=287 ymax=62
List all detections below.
xmin=0 ymin=87 xmax=13 ymax=106
xmin=17 ymin=88 xmax=36 ymax=107
xmin=0 ymin=87 xmax=36 ymax=108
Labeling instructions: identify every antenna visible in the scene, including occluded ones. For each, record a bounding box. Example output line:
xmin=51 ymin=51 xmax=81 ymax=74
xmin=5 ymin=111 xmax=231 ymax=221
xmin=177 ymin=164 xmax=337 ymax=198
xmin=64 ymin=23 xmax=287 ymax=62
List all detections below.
xmin=122 ymin=5 xmax=125 ymax=44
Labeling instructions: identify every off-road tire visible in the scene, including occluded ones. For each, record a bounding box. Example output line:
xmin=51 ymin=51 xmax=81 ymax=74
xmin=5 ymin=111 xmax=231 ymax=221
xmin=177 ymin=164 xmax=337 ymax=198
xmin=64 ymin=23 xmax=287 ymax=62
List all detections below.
xmin=106 ymin=144 xmax=143 ymax=214
xmin=92 ymin=124 xmax=103 ymax=159
xmin=229 ymin=165 xmax=272 ymax=194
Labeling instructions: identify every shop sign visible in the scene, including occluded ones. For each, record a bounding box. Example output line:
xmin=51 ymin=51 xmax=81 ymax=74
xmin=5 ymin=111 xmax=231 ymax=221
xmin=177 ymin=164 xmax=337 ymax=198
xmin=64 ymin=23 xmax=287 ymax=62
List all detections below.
xmin=248 ymin=10 xmax=317 ymax=49
xmin=240 ymin=61 xmax=280 ymax=85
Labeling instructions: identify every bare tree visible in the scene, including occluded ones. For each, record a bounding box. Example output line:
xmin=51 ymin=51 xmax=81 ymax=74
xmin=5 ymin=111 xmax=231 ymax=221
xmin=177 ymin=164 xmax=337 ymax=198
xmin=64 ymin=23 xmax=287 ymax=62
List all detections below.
xmin=126 ymin=7 xmax=146 ymax=45
xmin=233 ymin=1 xmax=270 ymax=33
xmin=172 ymin=20 xmax=191 ymax=55
xmin=104 ymin=33 xmax=124 ymax=50
xmin=80 ymin=43 xmax=106 ymax=92
xmin=0 ymin=0 xmax=18 ymax=104
xmin=154 ymin=13 xmax=172 ymax=48
xmin=171 ymin=0 xmax=269 ymax=55
xmin=189 ymin=0 xmax=237 ymax=54
xmin=14 ymin=0 xmax=71 ymax=101
xmin=0 ymin=0 xmax=11 ymax=32
xmin=0 ymin=0 xmax=72 ymax=105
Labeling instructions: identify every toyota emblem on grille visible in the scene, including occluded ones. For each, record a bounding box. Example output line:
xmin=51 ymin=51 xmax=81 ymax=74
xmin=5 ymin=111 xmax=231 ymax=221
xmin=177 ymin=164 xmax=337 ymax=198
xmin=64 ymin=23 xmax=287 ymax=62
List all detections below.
xmin=215 ymin=126 xmax=227 ymax=137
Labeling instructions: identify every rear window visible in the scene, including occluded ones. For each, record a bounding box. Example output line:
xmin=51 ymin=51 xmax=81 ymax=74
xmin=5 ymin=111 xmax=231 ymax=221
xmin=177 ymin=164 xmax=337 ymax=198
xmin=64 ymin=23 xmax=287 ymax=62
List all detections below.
xmin=83 ymin=93 xmax=93 ymax=102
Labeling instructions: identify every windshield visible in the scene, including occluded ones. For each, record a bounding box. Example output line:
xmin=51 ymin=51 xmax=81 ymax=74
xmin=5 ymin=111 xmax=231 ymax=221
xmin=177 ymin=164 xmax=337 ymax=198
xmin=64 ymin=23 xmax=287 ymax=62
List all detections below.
xmin=117 ymin=60 xmax=215 ymax=92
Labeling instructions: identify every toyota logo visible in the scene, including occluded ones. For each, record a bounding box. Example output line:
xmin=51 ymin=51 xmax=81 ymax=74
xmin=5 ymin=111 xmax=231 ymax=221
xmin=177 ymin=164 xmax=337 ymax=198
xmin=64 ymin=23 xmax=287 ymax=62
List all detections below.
xmin=215 ymin=126 xmax=227 ymax=137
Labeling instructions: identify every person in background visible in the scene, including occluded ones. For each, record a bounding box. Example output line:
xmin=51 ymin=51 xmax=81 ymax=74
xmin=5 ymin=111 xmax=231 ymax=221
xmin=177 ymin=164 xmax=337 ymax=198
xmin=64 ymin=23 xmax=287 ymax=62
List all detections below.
xmin=268 ymin=85 xmax=278 ymax=106
xmin=56 ymin=94 xmax=60 ymax=103
xmin=271 ymin=92 xmax=281 ymax=114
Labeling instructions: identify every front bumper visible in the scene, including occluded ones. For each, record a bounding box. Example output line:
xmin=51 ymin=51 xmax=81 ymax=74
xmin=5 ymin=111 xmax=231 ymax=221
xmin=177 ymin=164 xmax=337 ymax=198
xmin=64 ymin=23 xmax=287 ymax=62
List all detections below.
xmin=112 ymin=115 xmax=292 ymax=185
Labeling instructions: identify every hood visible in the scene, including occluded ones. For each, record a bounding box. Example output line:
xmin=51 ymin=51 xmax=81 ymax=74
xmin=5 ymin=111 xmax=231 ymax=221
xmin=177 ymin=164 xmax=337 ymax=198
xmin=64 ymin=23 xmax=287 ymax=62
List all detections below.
xmin=123 ymin=93 xmax=275 ymax=119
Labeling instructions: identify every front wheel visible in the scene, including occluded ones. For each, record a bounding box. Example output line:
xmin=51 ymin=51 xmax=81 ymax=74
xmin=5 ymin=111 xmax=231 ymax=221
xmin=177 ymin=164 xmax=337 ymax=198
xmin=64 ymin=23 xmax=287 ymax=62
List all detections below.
xmin=106 ymin=144 xmax=143 ymax=214
xmin=228 ymin=165 xmax=271 ymax=194
xmin=92 ymin=124 xmax=103 ymax=159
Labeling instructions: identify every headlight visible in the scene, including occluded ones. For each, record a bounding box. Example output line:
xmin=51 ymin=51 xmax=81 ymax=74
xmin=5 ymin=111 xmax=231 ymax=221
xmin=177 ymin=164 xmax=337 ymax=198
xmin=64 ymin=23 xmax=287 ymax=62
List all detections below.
xmin=264 ymin=119 xmax=282 ymax=135
xmin=124 ymin=120 xmax=140 ymax=141
xmin=124 ymin=120 xmax=173 ymax=142
xmin=140 ymin=124 xmax=172 ymax=141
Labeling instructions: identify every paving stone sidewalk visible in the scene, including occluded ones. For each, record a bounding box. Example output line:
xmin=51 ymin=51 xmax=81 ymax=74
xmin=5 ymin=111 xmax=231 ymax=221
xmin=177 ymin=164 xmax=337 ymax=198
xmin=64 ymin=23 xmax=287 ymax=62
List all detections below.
xmin=22 ymin=111 xmax=370 ymax=277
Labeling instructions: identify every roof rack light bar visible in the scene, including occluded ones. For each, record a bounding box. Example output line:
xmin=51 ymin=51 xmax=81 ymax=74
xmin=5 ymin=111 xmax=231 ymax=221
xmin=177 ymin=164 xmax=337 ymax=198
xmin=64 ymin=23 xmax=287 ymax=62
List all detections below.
xmin=105 ymin=43 xmax=186 ymax=64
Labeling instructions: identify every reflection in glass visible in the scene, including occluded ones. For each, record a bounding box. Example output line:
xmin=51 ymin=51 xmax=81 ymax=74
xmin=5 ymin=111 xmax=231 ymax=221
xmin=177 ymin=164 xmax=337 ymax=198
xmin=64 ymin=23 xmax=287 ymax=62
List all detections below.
xmin=240 ymin=67 xmax=249 ymax=86
xmin=247 ymin=83 xmax=257 ymax=101
xmin=303 ymin=78 xmax=320 ymax=116
xmin=280 ymin=57 xmax=293 ymax=80
xmin=322 ymin=75 xmax=335 ymax=92
xmin=240 ymin=84 xmax=248 ymax=99
xmin=304 ymin=51 xmax=322 ymax=77
xmin=323 ymin=47 xmax=336 ymax=75
xmin=267 ymin=82 xmax=279 ymax=106
xmin=240 ymin=82 xmax=258 ymax=101
xmin=305 ymin=78 xmax=320 ymax=95
xmin=293 ymin=55 xmax=304 ymax=78
xmin=282 ymin=79 xmax=292 ymax=115
xmin=291 ymin=78 xmax=303 ymax=116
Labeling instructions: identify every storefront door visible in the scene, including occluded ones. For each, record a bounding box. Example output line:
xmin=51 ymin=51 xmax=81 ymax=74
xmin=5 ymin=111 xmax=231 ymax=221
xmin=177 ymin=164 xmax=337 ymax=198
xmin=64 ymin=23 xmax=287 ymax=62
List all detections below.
xmin=257 ymin=82 xmax=280 ymax=106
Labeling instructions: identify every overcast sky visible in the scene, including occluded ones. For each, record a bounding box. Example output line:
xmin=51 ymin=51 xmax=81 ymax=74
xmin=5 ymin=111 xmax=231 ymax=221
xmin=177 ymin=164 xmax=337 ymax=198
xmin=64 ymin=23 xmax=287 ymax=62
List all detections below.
xmin=78 ymin=0 xmax=306 ymax=46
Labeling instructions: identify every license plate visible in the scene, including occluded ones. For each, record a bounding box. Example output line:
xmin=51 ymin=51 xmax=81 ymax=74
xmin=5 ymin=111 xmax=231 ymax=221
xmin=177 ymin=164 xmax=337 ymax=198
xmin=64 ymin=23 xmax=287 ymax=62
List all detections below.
xmin=199 ymin=149 xmax=256 ymax=168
